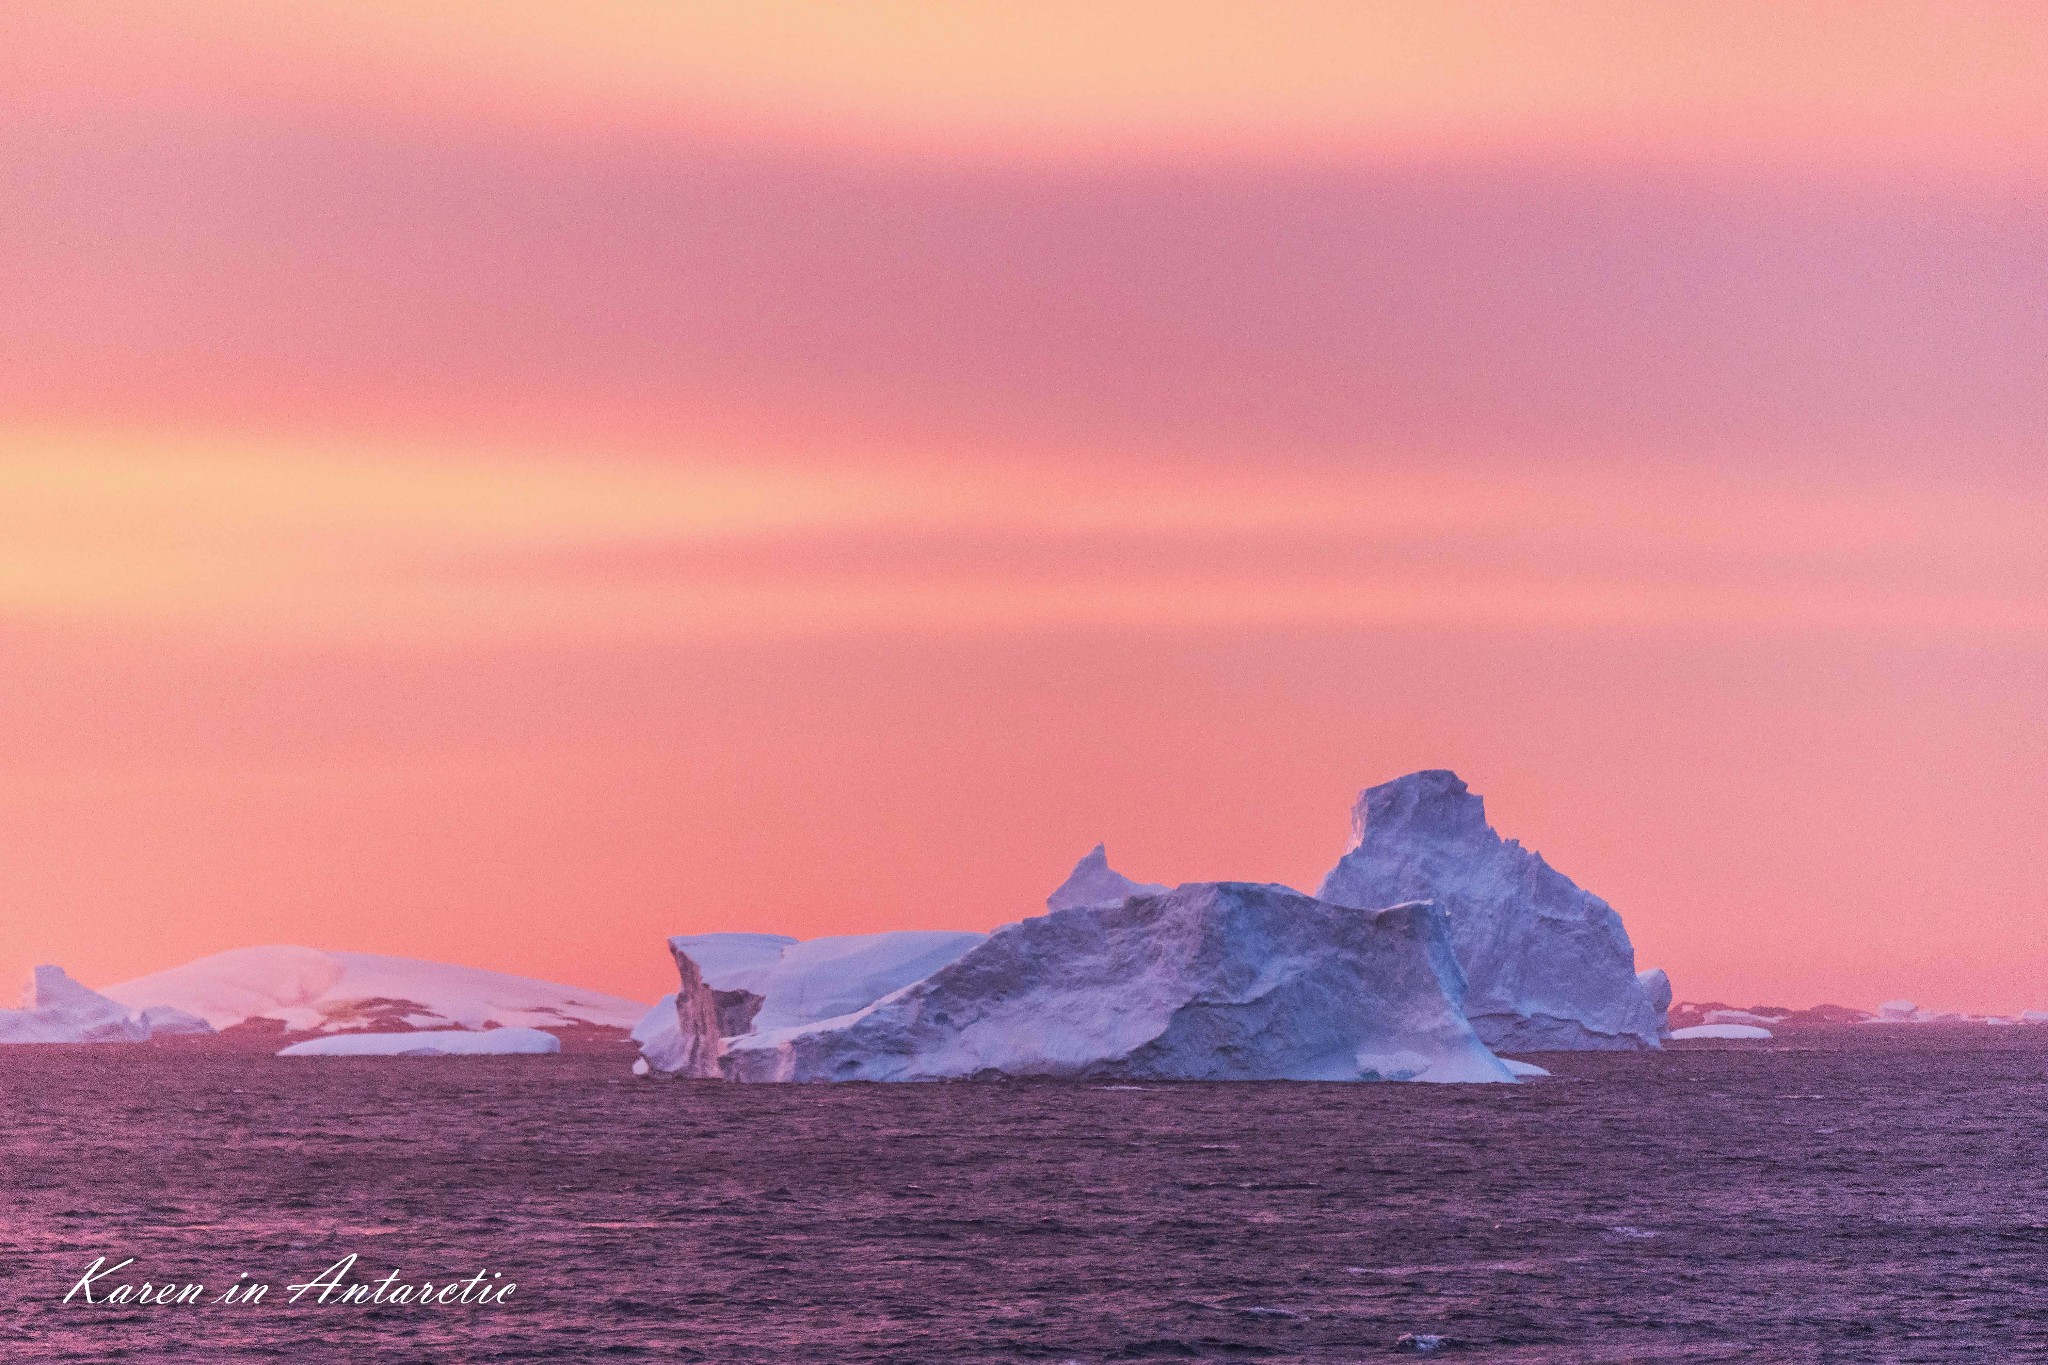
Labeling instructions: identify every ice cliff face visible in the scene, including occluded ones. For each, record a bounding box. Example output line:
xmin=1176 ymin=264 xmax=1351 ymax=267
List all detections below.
xmin=0 ymin=967 xmax=168 ymax=1044
xmin=1045 ymin=844 xmax=1168 ymax=912
xmin=1317 ymin=770 xmax=1662 ymax=1051
xmin=632 ymin=943 xmax=724 ymax=1078
xmin=663 ymin=934 xmax=797 ymax=997
xmin=1637 ymin=968 xmax=1673 ymax=1034
xmin=720 ymin=882 xmax=1513 ymax=1083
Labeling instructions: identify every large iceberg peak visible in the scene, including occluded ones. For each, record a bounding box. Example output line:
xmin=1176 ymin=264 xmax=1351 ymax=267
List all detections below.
xmin=1046 ymin=843 xmax=1169 ymax=912
xmin=1320 ymin=770 xmax=1661 ymax=1051
xmin=1353 ymin=769 xmax=1492 ymax=849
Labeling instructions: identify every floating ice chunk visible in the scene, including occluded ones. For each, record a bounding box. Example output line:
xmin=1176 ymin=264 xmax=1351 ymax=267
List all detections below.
xmin=0 ymin=967 xmax=154 ymax=1044
xmin=277 ymin=1027 xmax=562 ymax=1056
xmin=1670 ymin=1023 xmax=1773 ymax=1040
xmin=1318 ymin=771 xmax=1662 ymax=1051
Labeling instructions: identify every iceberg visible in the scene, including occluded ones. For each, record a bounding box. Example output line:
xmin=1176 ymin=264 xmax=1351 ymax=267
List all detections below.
xmin=103 ymin=946 xmax=647 ymax=1035
xmin=666 ymin=929 xmax=986 ymax=1033
xmin=278 ymin=1027 xmax=562 ymax=1057
xmin=1317 ymin=770 xmax=1662 ymax=1051
xmin=1045 ymin=844 xmax=1168 ymax=912
xmin=720 ymin=882 xmax=1515 ymax=1083
xmin=0 ymin=967 xmax=155 ymax=1044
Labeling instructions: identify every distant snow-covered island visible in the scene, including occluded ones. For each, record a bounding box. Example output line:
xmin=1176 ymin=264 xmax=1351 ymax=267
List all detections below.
xmin=0 ymin=949 xmax=648 ymax=1053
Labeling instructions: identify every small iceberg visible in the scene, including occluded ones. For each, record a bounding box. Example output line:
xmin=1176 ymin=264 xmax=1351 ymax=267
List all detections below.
xmin=277 ymin=1027 xmax=561 ymax=1057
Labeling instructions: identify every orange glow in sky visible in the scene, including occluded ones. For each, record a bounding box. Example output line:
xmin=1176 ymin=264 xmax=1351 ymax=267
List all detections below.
xmin=3 ymin=3 xmax=2046 ymax=1010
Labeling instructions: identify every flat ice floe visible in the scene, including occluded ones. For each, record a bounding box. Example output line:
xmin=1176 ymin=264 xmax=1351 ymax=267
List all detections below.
xmin=277 ymin=1027 xmax=562 ymax=1056
xmin=104 ymin=946 xmax=647 ymax=1035
xmin=1670 ymin=1023 xmax=1774 ymax=1040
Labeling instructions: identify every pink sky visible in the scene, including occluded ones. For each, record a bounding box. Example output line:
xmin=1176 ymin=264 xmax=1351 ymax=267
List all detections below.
xmin=4 ymin=4 xmax=2046 ymax=1010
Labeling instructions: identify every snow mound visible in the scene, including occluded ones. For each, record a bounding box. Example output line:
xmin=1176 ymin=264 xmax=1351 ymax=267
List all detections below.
xmin=103 ymin=946 xmax=647 ymax=1034
xmin=278 ymin=1027 xmax=562 ymax=1057
xmin=1046 ymin=844 xmax=1168 ymax=912
xmin=0 ymin=967 xmax=155 ymax=1044
xmin=722 ymin=882 xmax=1515 ymax=1084
xmin=1317 ymin=770 xmax=1662 ymax=1051
xmin=1670 ymin=1023 xmax=1773 ymax=1040
xmin=668 ymin=930 xmax=986 ymax=1033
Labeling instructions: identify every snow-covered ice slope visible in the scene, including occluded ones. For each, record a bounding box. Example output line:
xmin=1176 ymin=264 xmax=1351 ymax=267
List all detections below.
xmin=1318 ymin=771 xmax=1662 ymax=1051
xmin=668 ymin=930 xmax=986 ymax=1032
xmin=278 ymin=1027 xmax=562 ymax=1056
xmin=0 ymin=967 xmax=157 ymax=1044
xmin=1046 ymin=844 xmax=1168 ymax=912
xmin=103 ymin=946 xmax=647 ymax=1034
xmin=722 ymin=882 xmax=1514 ymax=1084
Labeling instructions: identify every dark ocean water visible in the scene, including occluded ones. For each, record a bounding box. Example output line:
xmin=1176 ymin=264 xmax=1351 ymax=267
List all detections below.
xmin=2 ymin=1029 xmax=2044 ymax=1363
